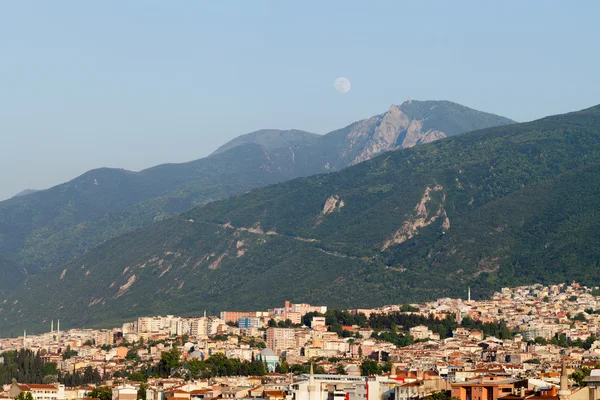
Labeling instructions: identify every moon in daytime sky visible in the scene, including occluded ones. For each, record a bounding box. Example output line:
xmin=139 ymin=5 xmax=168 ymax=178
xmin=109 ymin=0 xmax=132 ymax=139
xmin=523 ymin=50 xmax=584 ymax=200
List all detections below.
xmin=334 ymin=77 xmax=351 ymax=93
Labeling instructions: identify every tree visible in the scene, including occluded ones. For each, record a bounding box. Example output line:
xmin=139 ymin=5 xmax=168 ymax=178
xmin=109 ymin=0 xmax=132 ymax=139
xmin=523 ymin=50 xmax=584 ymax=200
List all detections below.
xmin=43 ymin=375 xmax=57 ymax=384
xmin=0 ymin=349 xmax=49 ymax=385
xmin=158 ymin=347 xmax=181 ymax=377
xmin=186 ymin=359 xmax=205 ymax=380
xmin=429 ymin=391 xmax=452 ymax=400
xmin=89 ymin=387 xmax=113 ymax=400
xmin=62 ymin=345 xmax=78 ymax=360
xmin=382 ymin=362 xmax=393 ymax=373
xmin=571 ymin=367 xmax=592 ymax=387
xmin=533 ymin=337 xmax=548 ymax=345
xmin=275 ymin=361 xmax=289 ymax=374
xmin=360 ymin=360 xmax=380 ymax=376
xmin=302 ymin=312 xmax=323 ymax=327
xmin=16 ymin=393 xmax=34 ymax=400
xmin=129 ymin=371 xmax=148 ymax=382
xmin=137 ymin=383 xmax=149 ymax=400
xmin=336 ymin=364 xmax=346 ymax=375
xmin=399 ymin=304 xmax=419 ymax=312
xmin=126 ymin=349 xmax=139 ymax=361
xmin=573 ymin=313 xmax=587 ymax=322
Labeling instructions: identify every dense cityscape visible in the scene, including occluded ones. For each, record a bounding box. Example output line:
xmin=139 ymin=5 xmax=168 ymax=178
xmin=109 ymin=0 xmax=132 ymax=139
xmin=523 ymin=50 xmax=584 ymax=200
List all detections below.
xmin=2 ymin=6 xmax=599 ymax=400
xmin=2 ymin=283 xmax=600 ymax=400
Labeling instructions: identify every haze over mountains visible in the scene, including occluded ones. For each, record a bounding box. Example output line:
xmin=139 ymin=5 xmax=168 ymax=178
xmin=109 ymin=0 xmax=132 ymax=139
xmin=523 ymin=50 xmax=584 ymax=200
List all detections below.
xmin=2 ymin=102 xmax=600 ymax=336
xmin=0 ymin=100 xmax=512 ymax=281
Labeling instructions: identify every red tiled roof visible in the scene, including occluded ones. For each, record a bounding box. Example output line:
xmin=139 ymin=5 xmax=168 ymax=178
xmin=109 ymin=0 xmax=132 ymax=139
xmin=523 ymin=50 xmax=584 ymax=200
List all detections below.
xmin=18 ymin=384 xmax=58 ymax=391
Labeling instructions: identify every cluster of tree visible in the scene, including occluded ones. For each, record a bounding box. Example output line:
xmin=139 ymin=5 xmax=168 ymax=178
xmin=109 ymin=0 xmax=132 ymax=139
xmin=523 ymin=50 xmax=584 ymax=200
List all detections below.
xmin=460 ymin=316 xmax=513 ymax=340
xmin=15 ymin=394 xmax=34 ymax=400
xmin=183 ymin=353 xmax=267 ymax=379
xmin=571 ymin=367 xmax=592 ymax=387
xmin=274 ymin=361 xmax=326 ymax=375
xmin=89 ymin=386 xmax=113 ymax=400
xmin=58 ymin=366 xmax=102 ymax=386
xmin=359 ymin=360 xmax=392 ymax=376
xmin=61 ymin=345 xmax=78 ymax=360
xmin=268 ymin=319 xmax=301 ymax=328
xmin=245 ymin=337 xmax=266 ymax=349
xmin=368 ymin=312 xmax=459 ymax=338
xmin=0 ymin=349 xmax=56 ymax=385
xmin=530 ymin=334 xmax=596 ymax=349
xmin=370 ymin=331 xmax=417 ymax=348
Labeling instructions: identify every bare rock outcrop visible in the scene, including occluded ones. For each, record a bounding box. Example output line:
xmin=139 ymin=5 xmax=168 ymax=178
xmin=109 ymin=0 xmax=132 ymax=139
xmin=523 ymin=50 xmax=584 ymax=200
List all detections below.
xmin=322 ymin=195 xmax=345 ymax=215
xmin=382 ymin=185 xmax=450 ymax=250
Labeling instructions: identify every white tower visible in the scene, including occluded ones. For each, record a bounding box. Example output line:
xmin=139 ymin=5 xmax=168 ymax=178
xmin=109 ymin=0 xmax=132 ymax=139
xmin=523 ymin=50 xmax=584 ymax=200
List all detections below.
xmin=51 ymin=320 xmax=54 ymax=333
xmin=468 ymin=287 xmax=471 ymax=302
xmin=23 ymin=330 xmax=27 ymax=349
xmin=558 ymin=359 xmax=571 ymax=400
xmin=308 ymin=363 xmax=317 ymax=400
xmin=57 ymin=319 xmax=60 ymax=335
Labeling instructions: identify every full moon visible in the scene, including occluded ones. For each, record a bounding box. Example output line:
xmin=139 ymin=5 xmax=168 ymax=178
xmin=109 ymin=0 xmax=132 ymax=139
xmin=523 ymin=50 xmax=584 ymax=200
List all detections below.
xmin=334 ymin=77 xmax=351 ymax=93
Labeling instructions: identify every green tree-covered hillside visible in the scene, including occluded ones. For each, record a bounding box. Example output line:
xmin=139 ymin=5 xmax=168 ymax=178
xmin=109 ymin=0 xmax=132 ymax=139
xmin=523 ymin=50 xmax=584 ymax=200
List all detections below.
xmin=0 ymin=101 xmax=512 ymax=279
xmin=0 ymin=105 xmax=595 ymax=336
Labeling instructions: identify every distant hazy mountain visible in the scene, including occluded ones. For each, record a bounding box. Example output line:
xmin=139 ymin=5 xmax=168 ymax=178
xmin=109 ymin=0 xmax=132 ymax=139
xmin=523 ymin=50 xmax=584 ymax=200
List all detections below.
xmin=212 ymin=129 xmax=319 ymax=155
xmin=12 ymin=189 xmax=38 ymax=198
xmin=0 ymin=100 xmax=513 ymax=278
xmin=1 ymin=104 xmax=596 ymax=335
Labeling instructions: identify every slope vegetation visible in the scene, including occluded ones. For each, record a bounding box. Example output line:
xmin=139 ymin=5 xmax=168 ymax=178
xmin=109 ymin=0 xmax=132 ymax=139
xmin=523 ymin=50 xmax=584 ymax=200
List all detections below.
xmin=0 ymin=101 xmax=512 ymax=277
xmin=0 ymin=105 xmax=596 ymax=335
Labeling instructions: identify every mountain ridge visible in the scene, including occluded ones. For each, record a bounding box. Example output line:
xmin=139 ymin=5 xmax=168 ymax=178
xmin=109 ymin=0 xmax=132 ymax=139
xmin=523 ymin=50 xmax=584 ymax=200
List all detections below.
xmin=0 ymin=100 xmax=513 ymax=281
xmin=0 ymin=104 xmax=596 ymax=336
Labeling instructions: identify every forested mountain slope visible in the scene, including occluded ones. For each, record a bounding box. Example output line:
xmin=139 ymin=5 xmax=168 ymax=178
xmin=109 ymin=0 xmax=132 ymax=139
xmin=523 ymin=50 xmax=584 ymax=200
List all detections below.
xmin=0 ymin=101 xmax=512 ymax=276
xmin=0 ymin=105 xmax=595 ymax=336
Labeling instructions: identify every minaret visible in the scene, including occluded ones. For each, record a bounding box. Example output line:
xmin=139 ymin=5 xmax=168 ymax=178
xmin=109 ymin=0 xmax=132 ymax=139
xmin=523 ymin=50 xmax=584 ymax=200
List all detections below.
xmin=57 ymin=319 xmax=60 ymax=335
xmin=23 ymin=330 xmax=26 ymax=349
xmin=51 ymin=320 xmax=54 ymax=333
xmin=468 ymin=287 xmax=471 ymax=302
xmin=558 ymin=359 xmax=571 ymax=400
xmin=308 ymin=363 xmax=317 ymax=400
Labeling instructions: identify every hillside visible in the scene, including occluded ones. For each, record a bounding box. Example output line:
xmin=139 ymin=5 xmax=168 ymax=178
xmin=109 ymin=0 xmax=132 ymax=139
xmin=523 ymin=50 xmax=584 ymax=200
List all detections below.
xmin=0 ymin=100 xmax=512 ymax=278
xmin=12 ymin=189 xmax=38 ymax=198
xmin=0 ymin=104 xmax=596 ymax=335
xmin=0 ymin=255 xmax=25 ymax=295
xmin=0 ymin=144 xmax=300 ymax=272
xmin=211 ymin=129 xmax=319 ymax=155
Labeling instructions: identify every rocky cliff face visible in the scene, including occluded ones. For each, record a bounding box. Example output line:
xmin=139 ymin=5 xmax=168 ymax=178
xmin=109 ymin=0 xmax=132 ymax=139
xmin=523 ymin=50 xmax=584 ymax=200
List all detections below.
xmin=350 ymin=103 xmax=448 ymax=165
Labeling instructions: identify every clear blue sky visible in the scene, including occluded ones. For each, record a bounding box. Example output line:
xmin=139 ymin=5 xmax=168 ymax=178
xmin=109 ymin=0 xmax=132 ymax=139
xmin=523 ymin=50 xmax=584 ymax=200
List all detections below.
xmin=1 ymin=1 xmax=599 ymax=200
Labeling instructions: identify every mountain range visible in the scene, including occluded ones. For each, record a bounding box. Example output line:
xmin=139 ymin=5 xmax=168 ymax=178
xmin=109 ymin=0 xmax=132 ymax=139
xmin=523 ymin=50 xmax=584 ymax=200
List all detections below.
xmin=0 ymin=100 xmax=513 ymax=289
xmin=2 ymin=103 xmax=600 ymax=336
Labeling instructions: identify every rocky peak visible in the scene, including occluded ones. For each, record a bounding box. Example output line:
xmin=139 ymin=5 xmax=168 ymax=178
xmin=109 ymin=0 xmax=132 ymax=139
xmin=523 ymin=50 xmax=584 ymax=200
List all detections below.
xmin=351 ymin=105 xmax=411 ymax=164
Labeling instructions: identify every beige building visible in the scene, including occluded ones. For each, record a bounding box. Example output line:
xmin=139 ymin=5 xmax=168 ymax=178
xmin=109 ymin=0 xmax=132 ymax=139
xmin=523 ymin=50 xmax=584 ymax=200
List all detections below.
xmin=8 ymin=383 xmax=63 ymax=400
xmin=266 ymin=327 xmax=296 ymax=355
